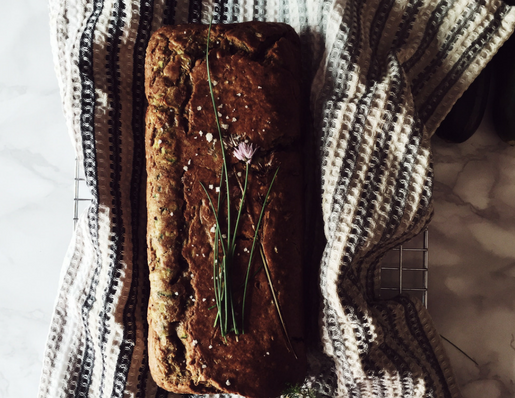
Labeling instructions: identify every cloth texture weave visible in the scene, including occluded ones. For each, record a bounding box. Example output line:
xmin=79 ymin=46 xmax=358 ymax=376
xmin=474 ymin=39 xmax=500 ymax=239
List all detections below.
xmin=41 ymin=0 xmax=515 ymax=397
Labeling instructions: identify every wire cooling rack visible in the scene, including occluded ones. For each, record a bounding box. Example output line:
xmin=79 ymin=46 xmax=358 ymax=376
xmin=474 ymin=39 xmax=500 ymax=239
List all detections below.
xmin=379 ymin=230 xmax=429 ymax=307
xmin=73 ymin=159 xmax=429 ymax=307
xmin=73 ymin=158 xmax=93 ymax=227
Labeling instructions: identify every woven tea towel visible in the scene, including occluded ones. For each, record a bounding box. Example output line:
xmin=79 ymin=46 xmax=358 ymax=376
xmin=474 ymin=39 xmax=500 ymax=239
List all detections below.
xmin=40 ymin=0 xmax=515 ymax=397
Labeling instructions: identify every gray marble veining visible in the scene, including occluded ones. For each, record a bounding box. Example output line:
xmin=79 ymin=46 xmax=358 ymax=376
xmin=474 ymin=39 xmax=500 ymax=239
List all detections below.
xmin=430 ymin=119 xmax=515 ymax=398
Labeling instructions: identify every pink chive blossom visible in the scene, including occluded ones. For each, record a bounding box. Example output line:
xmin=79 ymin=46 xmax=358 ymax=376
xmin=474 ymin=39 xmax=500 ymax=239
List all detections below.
xmin=233 ymin=142 xmax=258 ymax=163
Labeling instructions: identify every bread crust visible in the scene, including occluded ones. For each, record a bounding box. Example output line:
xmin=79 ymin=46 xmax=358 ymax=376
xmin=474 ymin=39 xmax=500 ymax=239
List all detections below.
xmin=145 ymin=22 xmax=305 ymax=397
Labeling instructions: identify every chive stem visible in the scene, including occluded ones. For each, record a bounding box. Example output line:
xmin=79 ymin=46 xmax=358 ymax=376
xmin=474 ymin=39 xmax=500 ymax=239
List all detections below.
xmin=260 ymin=247 xmax=297 ymax=359
xmin=241 ymin=167 xmax=280 ymax=333
xmin=231 ymin=163 xmax=249 ymax=255
xmin=206 ymin=18 xmax=231 ymax=270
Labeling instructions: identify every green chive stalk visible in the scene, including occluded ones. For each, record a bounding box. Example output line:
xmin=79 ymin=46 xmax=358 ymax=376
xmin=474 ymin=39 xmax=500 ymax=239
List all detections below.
xmin=241 ymin=168 xmax=279 ymax=333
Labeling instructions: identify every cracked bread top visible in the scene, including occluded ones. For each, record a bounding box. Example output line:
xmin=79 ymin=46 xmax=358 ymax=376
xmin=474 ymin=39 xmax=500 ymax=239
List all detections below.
xmin=145 ymin=22 xmax=305 ymax=398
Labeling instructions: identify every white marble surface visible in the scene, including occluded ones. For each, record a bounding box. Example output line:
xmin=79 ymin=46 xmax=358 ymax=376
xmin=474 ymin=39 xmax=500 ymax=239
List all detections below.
xmin=1 ymin=2 xmax=514 ymax=398
xmin=0 ymin=2 xmax=75 ymax=397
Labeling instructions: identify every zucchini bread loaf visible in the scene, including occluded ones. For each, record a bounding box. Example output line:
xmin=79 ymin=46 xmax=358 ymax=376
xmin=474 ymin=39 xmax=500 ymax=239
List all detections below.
xmin=144 ymin=22 xmax=305 ymax=397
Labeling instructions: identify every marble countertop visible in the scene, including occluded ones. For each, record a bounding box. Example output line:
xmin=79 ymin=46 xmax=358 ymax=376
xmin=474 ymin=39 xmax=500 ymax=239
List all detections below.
xmin=430 ymin=125 xmax=515 ymax=398
xmin=1 ymin=2 xmax=513 ymax=398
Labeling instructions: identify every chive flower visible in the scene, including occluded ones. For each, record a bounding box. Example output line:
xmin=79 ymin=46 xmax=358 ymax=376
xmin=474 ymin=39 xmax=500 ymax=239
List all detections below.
xmin=233 ymin=142 xmax=258 ymax=164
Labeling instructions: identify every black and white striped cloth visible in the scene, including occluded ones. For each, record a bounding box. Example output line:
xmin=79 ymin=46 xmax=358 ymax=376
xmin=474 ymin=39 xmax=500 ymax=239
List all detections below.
xmin=41 ymin=1 xmax=514 ymax=397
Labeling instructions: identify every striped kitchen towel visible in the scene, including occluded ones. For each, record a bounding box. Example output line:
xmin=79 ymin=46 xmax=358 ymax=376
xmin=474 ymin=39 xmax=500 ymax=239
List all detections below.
xmin=40 ymin=0 xmax=515 ymax=397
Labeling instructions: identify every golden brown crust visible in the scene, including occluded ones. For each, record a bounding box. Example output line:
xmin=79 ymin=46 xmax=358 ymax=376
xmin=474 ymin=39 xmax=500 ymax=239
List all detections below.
xmin=145 ymin=21 xmax=305 ymax=398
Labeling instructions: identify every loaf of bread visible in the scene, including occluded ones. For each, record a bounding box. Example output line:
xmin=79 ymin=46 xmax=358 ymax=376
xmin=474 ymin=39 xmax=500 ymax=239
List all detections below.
xmin=144 ymin=22 xmax=305 ymax=397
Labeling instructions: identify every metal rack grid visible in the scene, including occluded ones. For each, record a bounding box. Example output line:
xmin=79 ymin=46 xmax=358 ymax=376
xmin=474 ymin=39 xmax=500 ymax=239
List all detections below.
xmin=73 ymin=159 xmax=429 ymax=307
xmin=379 ymin=230 xmax=429 ymax=307
xmin=73 ymin=158 xmax=93 ymax=228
